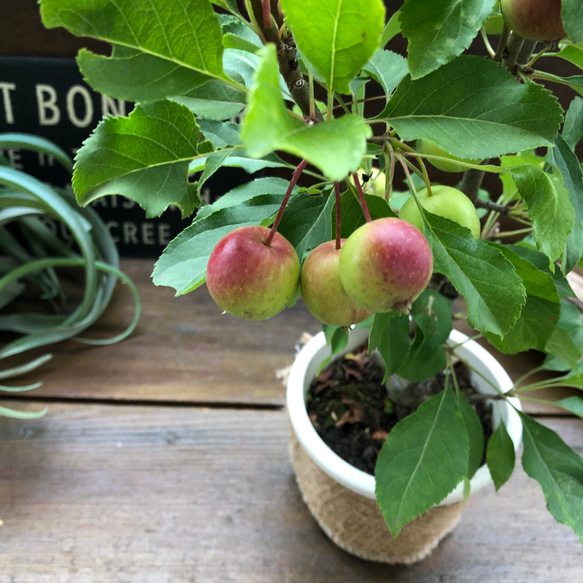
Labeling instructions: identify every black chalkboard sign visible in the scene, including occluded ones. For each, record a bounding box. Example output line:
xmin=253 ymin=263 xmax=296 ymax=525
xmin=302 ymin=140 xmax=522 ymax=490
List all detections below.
xmin=0 ymin=56 xmax=252 ymax=257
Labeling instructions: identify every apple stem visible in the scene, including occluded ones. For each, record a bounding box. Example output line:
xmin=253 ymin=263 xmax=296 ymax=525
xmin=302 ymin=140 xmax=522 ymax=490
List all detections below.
xmin=334 ymin=181 xmax=342 ymax=250
xmin=265 ymin=158 xmax=308 ymax=247
xmin=351 ymin=172 xmax=372 ymax=223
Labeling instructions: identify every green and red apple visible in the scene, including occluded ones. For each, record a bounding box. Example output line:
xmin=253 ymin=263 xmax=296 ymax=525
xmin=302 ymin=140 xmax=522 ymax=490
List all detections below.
xmin=500 ymin=0 xmax=566 ymax=41
xmin=206 ymin=226 xmax=300 ymax=320
xmin=399 ymin=185 xmax=481 ymax=239
xmin=339 ymin=218 xmax=433 ymax=314
xmin=301 ymin=240 xmax=372 ymax=326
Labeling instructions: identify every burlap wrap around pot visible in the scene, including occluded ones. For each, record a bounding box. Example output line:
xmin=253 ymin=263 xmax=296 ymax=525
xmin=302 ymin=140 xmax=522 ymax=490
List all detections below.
xmin=289 ymin=433 xmax=467 ymax=564
xmin=286 ymin=329 xmax=523 ymax=564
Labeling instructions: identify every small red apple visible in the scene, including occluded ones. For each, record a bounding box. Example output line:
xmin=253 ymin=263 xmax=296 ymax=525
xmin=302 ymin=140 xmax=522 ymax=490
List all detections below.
xmin=500 ymin=0 xmax=566 ymax=42
xmin=206 ymin=226 xmax=300 ymax=320
xmin=300 ymin=240 xmax=373 ymax=326
xmin=339 ymin=218 xmax=433 ymax=314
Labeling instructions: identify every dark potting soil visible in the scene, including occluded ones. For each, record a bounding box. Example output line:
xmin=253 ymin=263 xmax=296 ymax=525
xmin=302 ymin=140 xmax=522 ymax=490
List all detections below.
xmin=306 ymin=342 xmax=493 ymax=475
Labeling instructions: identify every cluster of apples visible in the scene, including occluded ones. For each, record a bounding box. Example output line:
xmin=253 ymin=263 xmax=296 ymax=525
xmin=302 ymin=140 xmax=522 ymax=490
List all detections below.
xmin=206 ymin=217 xmax=433 ymax=325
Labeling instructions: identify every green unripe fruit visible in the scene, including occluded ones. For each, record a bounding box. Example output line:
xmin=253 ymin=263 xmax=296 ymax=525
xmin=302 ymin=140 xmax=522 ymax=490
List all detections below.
xmin=417 ymin=139 xmax=480 ymax=173
xmin=399 ymin=185 xmax=481 ymax=239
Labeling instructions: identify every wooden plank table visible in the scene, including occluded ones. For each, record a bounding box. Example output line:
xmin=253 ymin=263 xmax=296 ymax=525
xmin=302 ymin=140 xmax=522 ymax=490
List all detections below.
xmin=1 ymin=259 xmax=582 ymax=582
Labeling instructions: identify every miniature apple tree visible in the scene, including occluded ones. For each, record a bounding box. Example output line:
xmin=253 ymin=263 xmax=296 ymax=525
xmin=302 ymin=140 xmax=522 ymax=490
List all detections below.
xmin=39 ymin=0 xmax=583 ymax=541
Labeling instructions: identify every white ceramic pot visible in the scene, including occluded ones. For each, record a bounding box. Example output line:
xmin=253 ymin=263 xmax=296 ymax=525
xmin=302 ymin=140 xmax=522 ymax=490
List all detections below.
xmin=286 ymin=327 xmax=522 ymax=563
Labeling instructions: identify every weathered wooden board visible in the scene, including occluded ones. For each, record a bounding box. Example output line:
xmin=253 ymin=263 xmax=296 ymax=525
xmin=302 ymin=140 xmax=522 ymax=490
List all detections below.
xmin=0 ymin=260 xmax=320 ymax=406
xmin=0 ymin=402 xmax=581 ymax=582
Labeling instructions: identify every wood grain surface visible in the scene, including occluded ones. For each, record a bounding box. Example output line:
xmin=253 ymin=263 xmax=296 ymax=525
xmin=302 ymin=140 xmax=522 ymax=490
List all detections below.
xmin=0 ymin=403 xmax=582 ymax=583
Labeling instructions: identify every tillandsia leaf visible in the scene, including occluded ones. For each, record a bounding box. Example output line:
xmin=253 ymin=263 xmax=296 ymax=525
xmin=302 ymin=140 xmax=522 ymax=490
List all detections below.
xmin=0 ymin=133 xmax=73 ymax=173
xmin=486 ymin=417 xmax=516 ymax=491
xmin=520 ymin=413 xmax=583 ymax=544
xmin=240 ymin=45 xmax=372 ymax=180
xmin=563 ymin=0 xmax=583 ymax=43
xmin=40 ymin=0 xmax=236 ymax=102
xmin=382 ymin=56 xmax=563 ymax=160
xmin=510 ymin=164 xmax=575 ymax=266
xmin=551 ymin=136 xmax=583 ymax=273
xmin=152 ymin=178 xmax=293 ymax=294
xmin=422 ymin=212 xmax=526 ymax=338
xmin=0 ymin=405 xmax=48 ymax=419
xmin=279 ymin=0 xmax=386 ymax=95
xmin=73 ymin=100 xmax=213 ymax=219
xmin=375 ymin=387 xmax=469 ymax=536
xmin=399 ymin=0 xmax=496 ymax=79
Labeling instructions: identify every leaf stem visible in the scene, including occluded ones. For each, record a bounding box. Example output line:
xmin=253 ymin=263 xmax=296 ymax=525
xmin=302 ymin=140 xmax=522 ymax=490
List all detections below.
xmin=334 ymin=181 xmax=342 ymax=250
xmin=265 ymin=158 xmax=308 ymax=246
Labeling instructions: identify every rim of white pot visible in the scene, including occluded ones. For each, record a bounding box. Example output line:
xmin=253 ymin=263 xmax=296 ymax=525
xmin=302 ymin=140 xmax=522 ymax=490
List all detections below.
xmin=287 ymin=327 xmax=523 ymax=503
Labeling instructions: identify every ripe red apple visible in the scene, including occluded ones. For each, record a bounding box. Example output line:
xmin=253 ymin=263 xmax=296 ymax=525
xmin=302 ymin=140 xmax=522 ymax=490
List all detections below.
xmin=399 ymin=185 xmax=481 ymax=239
xmin=206 ymin=226 xmax=300 ymax=320
xmin=339 ymin=218 xmax=433 ymax=314
xmin=500 ymin=0 xmax=566 ymax=41
xmin=300 ymin=240 xmax=373 ymax=326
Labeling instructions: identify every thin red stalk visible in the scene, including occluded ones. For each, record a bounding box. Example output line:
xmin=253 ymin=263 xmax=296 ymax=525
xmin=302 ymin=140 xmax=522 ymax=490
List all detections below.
xmin=265 ymin=158 xmax=308 ymax=246
xmin=351 ymin=172 xmax=372 ymax=223
xmin=262 ymin=0 xmax=272 ymax=30
xmin=334 ymin=181 xmax=342 ymax=250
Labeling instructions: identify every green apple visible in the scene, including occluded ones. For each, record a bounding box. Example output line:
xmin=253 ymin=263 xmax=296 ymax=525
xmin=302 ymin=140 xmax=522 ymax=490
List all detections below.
xmin=399 ymin=185 xmax=481 ymax=239
xmin=500 ymin=0 xmax=566 ymax=41
xmin=352 ymin=167 xmax=386 ymax=197
xmin=339 ymin=218 xmax=433 ymax=314
xmin=483 ymin=13 xmax=505 ymax=35
xmin=301 ymin=240 xmax=372 ymax=326
xmin=417 ymin=139 xmax=481 ymax=173
xmin=206 ymin=226 xmax=300 ymax=320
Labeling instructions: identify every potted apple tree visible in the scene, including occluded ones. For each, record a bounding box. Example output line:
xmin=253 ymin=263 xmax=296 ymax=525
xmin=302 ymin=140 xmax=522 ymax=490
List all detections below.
xmin=39 ymin=0 xmax=583 ymax=562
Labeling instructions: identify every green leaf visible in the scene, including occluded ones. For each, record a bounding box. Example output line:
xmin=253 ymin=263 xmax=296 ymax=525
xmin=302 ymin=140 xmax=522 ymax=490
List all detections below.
xmin=458 ymin=393 xmax=485 ymax=480
xmin=279 ymin=0 xmax=386 ymax=94
xmin=510 ymin=164 xmax=575 ymax=265
xmin=172 ymin=81 xmax=247 ymax=121
xmin=563 ymin=0 xmax=583 ymax=44
xmin=400 ymin=0 xmax=496 ymax=79
xmin=543 ymin=302 xmax=583 ymax=372
xmin=73 ymin=100 xmax=213 ymax=218
xmin=486 ymin=419 xmax=516 ymax=491
xmin=375 ymin=387 xmax=469 ymax=536
xmin=562 ymin=96 xmax=583 ymax=151
xmin=520 ymin=413 xmax=583 ymax=544
xmin=152 ymin=190 xmax=288 ymax=294
xmin=552 ymin=135 xmax=583 ymax=273
xmin=556 ymin=396 xmax=583 ymax=418
xmin=369 ymin=312 xmax=411 ymax=382
xmin=241 ymin=45 xmax=372 ymax=180
xmin=362 ymin=49 xmax=408 ymax=105
xmin=395 ymin=289 xmax=453 ymax=382
xmin=382 ymin=56 xmax=563 ymax=160
xmin=277 ymin=190 xmax=335 ymax=261
xmin=554 ymin=45 xmax=583 ymax=71
xmin=380 ymin=9 xmax=402 ymax=47
xmin=484 ymin=244 xmax=560 ymax=354
xmin=40 ymin=0 xmax=233 ymax=102
xmin=423 ymin=213 xmax=526 ymax=337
